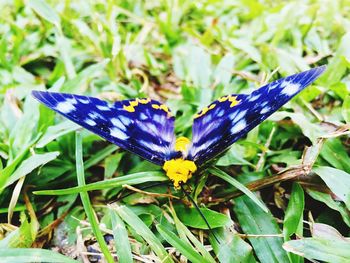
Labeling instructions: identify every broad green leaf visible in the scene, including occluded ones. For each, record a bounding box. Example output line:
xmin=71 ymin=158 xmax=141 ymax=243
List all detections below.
xmin=284 ymin=238 xmax=350 ymax=263
xmin=320 ymin=139 xmax=350 ymax=173
xmin=313 ymin=166 xmax=350 ymax=210
xmin=211 ymin=226 xmax=256 ymax=263
xmin=283 ymin=183 xmax=304 ymax=240
xmin=174 ymin=204 xmax=230 ymax=230
xmin=307 ymin=190 xmax=350 ymax=227
xmin=234 ymin=196 xmax=290 ymax=263
xmin=283 ymin=183 xmax=304 ymax=263
xmin=0 ymin=248 xmax=78 ymax=263
xmin=270 ymin=111 xmax=322 ymax=143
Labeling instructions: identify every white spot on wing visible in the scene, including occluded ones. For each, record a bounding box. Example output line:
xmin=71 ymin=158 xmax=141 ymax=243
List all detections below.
xmin=261 ymin=106 xmax=270 ymax=114
xmin=67 ymin=98 xmax=78 ymax=104
xmin=110 ymin=127 xmax=128 ymax=140
xmin=79 ymin=98 xmax=90 ymax=104
xmin=56 ymin=101 xmax=76 ymax=113
xmin=230 ymin=119 xmax=247 ymax=134
xmin=139 ymin=140 xmax=166 ymax=153
xmin=89 ymin=111 xmax=104 ymax=120
xmin=140 ymin=113 xmax=147 ymax=120
xmin=119 ymin=115 xmax=131 ymax=126
xmin=85 ymin=119 xmax=96 ymax=126
xmin=111 ymin=118 xmax=126 ymax=131
xmin=96 ymin=105 xmax=110 ymax=111
xmin=217 ymin=109 xmax=225 ymax=117
xmin=230 ymin=110 xmax=247 ymax=122
xmin=282 ymin=83 xmax=301 ymax=95
xmin=249 ymin=94 xmax=260 ymax=102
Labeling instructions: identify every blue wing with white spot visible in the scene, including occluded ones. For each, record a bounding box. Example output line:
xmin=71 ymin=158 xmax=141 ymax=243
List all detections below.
xmin=32 ymin=91 xmax=177 ymax=165
xmin=188 ymin=66 xmax=326 ymax=166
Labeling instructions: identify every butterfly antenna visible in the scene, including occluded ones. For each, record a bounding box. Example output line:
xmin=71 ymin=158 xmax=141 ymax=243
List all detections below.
xmin=108 ymin=181 xmax=171 ymax=204
xmin=180 ymin=184 xmax=220 ymax=243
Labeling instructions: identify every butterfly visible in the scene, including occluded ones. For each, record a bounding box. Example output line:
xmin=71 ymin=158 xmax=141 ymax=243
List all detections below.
xmin=32 ymin=66 xmax=325 ymax=188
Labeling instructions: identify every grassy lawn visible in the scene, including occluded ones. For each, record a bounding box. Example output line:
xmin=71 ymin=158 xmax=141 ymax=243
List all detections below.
xmin=1 ymin=0 xmax=350 ymax=262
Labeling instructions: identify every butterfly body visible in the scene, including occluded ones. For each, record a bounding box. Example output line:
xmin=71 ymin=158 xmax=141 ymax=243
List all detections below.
xmin=32 ymin=66 xmax=326 ymax=188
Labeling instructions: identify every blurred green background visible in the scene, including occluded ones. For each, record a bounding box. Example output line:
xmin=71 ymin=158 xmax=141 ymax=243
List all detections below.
xmin=0 ymin=0 xmax=350 ymax=262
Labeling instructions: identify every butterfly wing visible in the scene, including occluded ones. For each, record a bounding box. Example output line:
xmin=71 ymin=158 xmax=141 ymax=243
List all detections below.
xmin=188 ymin=66 xmax=326 ymax=166
xmin=32 ymin=91 xmax=176 ymax=165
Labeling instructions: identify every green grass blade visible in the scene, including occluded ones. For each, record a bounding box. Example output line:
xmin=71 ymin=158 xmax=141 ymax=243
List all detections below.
xmin=75 ymin=132 xmax=114 ymax=263
xmin=4 ymin=151 xmax=59 ymax=188
xmin=209 ymin=167 xmax=268 ymax=212
xmin=156 ymin=224 xmax=209 ymax=263
xmin=33 ymin=171 xmax=167 ymax=195
xmin=111 ymin=203 xmax=174 ymax=263
xmin=0 ymin=248 xmax=78 ymax=263
xmin=169 ymin=207 xmax=216 ymax=262
xmin=109 ymin=206 xmax=133 ymax=263
xmin=28 ymin=0 xmax=61 ymax=28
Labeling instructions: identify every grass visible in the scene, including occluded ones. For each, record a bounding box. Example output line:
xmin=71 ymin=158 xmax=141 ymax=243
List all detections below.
xmin=0 ymin=0 xmax=350 ymax=262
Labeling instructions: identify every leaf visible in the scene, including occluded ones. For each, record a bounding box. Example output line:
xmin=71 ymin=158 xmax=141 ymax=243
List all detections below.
xmin=75 ymin=132 xmax=114 ymax=263
xmin=33 ymin=171 xmax=167 ymax=195
xmin=234 ymin=196 xmax=290 ymax=263
xmin=112 ymin=204 xmax=173 ymax=263
xmin=36 ymin=120 xmax=80 ymax=148
xmin=157 ymin=224 xmax=209 ymax=263
xmin=209 ymin=167 xmax=268 ymax=212
xmin=0 ymin=248 xmax=78 ymax=263
xmin=313 ymin=166 xmax=350 ymax=210
xmin=4 ymin=152 xmax=59 ymax=189
xmin=214 ymin=53 xmax=235 ymax=86
xmin=283 ymin=183 xmax=304 ymax=263
xmin=320 ymin=139 xmax=350 ymax=173
xmin=60 ymin=59 xmax=110 ymax=92
xmin=109 ymin=208 xmax=133 ymax=263
xmin=342 ymin=95 xmax=350 ymax=124
xmin=269 ymin=111 xmax=322 ymax=143
xmin=174 ymin=204 xmax=230 ymax=230
xmin=211 ymin=226 xmax=256 ymax=263
xmin=28 ymin=0 xmax=61 ymax=28
xmin=307 ymin=190 xmax=350 ymax=227
xmin=283 ymin=238 xmax=350 ymax=263
xmin=283 ymin=183 xmax=304 ymax=240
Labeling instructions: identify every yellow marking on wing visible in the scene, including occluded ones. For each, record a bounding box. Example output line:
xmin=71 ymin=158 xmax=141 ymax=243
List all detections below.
xmin=160 ymin=104 xmax=169 ymax=113
xmin=152 ymin=104 xmax=160 ymax=109
xmin=194 ymin=103 xmax=216 ymax=119
xmin=218 ymin=96 xmax=228 ymax=102
xmin=138 ymin=98 xmax=151 ymax=104
xmin=130 ymin=100 xmax=138 ymax=107
xmin=163 ymin=159 xmax=197 ymax=188
xmin=228 ymin=96 xmax=240 ymax=107
xmin=123 ymin=105 xmax=135 ymax=112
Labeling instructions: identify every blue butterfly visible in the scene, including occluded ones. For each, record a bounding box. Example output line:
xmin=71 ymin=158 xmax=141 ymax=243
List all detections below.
xmin=32 ymin=66 xmax=325 ymax=188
